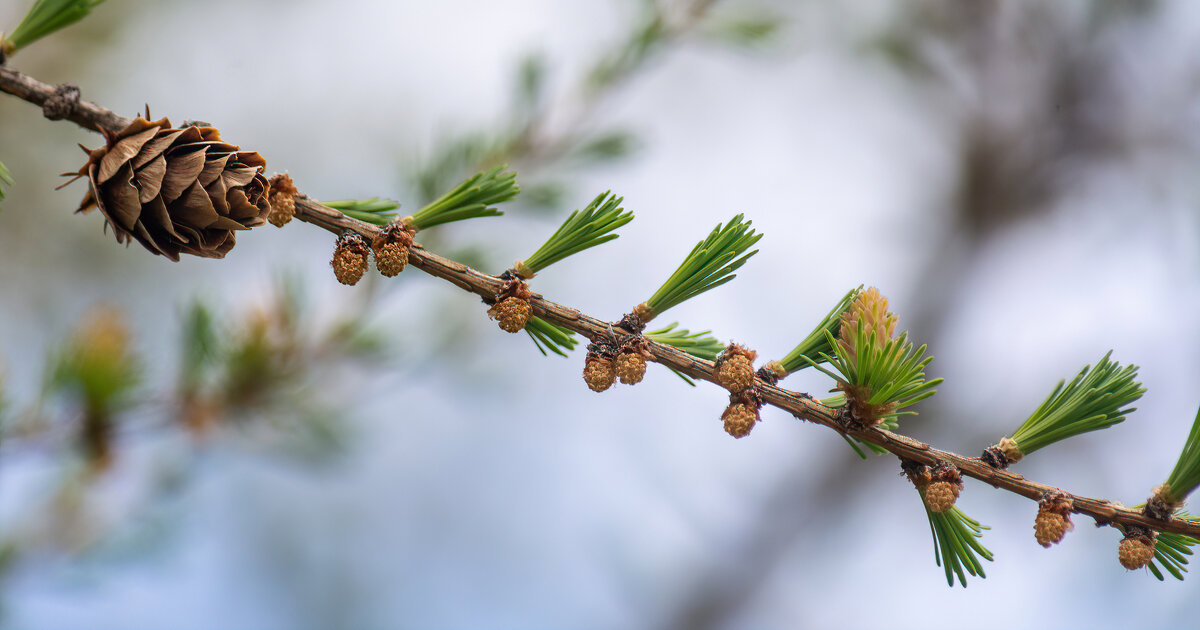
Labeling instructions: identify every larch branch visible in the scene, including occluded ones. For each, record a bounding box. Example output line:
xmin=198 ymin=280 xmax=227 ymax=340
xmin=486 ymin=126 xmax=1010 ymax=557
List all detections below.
xmin=3 ymin=64 xmax=1197 ymax=539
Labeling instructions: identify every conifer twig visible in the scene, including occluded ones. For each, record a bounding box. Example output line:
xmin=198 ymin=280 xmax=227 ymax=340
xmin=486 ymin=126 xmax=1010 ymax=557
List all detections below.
xmin=289 ymin=196 xmax=1200 ymax=539
xmin=4 ymin=63 xmax=1200 ymax=543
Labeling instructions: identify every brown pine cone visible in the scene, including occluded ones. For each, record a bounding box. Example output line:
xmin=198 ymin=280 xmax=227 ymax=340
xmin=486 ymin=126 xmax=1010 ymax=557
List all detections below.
xmin=69 ymin=117 xmax=271 ymax=260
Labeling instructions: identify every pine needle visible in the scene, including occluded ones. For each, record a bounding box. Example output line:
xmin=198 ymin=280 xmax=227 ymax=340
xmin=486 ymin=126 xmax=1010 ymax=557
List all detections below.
xmin=0 ymin=161 xmax=11 ymax=206
xmin=322 ymin=197 xmax=401 ymax=226
xmin=4 ymin=0 xmax=107 ymax=53
xmin=924 ymin=502 xmax=992 ymax=587
xmin=524 ymin=317 xmax=577 ymax=357
xmin=1162 ymin=406 xmax=1200 ymax=504
xmin=776 ymin=286 xmax=861 ymax=375
xmin=807 ymin=323 xmax=941 ymax=423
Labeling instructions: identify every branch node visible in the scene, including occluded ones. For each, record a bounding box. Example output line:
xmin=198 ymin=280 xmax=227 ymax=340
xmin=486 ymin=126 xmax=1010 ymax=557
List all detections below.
xmin=756 ymin=360 xmax=786 ymax=385
xmin=981 ymin=437 xmax=1023 ymax=469
xmin=42 ymin=83 xmax=80 ymax=121
xmin=980 ymin=445 xmax=1009 ymax=469
xmin=616 ymin=310 xmax=647 ymax=335
xmin=1145 ymin=484 xmax=1184 ymax=521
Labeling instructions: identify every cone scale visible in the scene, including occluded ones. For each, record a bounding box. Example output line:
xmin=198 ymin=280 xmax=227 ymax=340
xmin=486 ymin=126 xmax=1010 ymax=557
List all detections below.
xmin=68 ymin=117 xmax=271 ymax=260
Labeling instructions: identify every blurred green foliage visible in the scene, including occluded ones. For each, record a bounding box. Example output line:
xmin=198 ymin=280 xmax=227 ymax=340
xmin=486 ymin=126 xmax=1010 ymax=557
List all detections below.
xmin=0 ymin=161 xmax=11 ymax=207
xmin=2 ymin=0 xmax=107 ymax=55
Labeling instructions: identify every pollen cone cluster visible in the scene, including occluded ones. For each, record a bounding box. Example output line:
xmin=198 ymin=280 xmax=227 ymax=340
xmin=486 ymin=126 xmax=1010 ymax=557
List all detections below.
xmin=372 ymin=222 xmax=416 ymax=277
xmin=837 ymin=287 xmax=900 ymax=425
xmin=838 ymin=286 xmax=897 ymax=359
xmin=922 ymin=464 xmax=963 ymax=514
xmin=69 ymin=117 xmax=271 ymax=260
xmin=722 ymin=402 xmax=759 ymax=438
xmin=615 ymin=337 xmax=652 ymax=385
xmin=924 ymin=482 xmax=958 ymax=514
xmin=1118 ymin=532 xmax=1157 ymax=570
xmin=487 ymin=278 xmax=533 ymax=333
xmin=1033 ymin=492 xmax=1074 ymax=548
xmin=266 ymin=173 xmax=298 ymax=227
xmin=488 ymin=297 xmax=531 ymax=333
xmin=715 ymin=344 xmax=757 ymax=392
xmin=584 ymin=353 xmax=617 ymax=392
xmin=331 ymin=232 xmax=370 ymax=285
xmin=616 ymin=352 xmax=647 ymax=385
xmin=1034 ymin=512 xmax=1071 ymax=548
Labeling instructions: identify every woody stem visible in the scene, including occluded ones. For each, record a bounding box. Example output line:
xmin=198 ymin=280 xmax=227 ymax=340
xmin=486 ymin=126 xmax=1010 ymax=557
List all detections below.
xmin=3 ymin=63 xmax=1198 ymax=539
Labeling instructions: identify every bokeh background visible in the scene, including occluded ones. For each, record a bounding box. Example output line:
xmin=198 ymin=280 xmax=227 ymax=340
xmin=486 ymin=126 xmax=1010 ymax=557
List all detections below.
xmin=2 ymin=0 xmax=1200 ymax=628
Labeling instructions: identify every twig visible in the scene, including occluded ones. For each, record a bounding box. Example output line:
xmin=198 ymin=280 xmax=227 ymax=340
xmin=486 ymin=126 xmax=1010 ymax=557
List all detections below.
xmin=2 ymin=64 xmax=1198 ymax=539
xmin=0 ymin=66 xmax=129 ymax=133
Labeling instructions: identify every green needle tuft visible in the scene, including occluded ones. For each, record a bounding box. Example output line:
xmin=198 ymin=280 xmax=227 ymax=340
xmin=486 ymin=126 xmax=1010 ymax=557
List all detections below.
xmin=3 ymin=0 xmax=107 ymax=56
xmin=925 ymin=503 xmax=992 ymax=587
xmin=0 ymin=161 xmax=11 ymax=207
xmin=643 ymin=214 xmax=761 ymax=318
xmin=808 ymin=327 xmax=941 ymax=426
xmin=518 ymin=191 xmax=633 ymax=276
xmin=1160 ymin=406 xmax=1200 ymax=505
xmin=323 ymin=168 xmax=516 ymax=230
xmin=1149 ymin=520 xmax=1198 ymax=581
xmin=776 ymin=286 xmax=861 ymax=375
xmin=1008 ymin=351 xmax=1144 ymax=456
xmin=644 ymin=322 xmax=722 ymax=361
xmin=322 ymin=197 xmax=401 ymax=226
xmin=524 ymin=317 xmax=577 ymax=358
xmin=407 ymin=166 xmax=517 ymax=230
